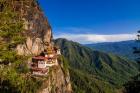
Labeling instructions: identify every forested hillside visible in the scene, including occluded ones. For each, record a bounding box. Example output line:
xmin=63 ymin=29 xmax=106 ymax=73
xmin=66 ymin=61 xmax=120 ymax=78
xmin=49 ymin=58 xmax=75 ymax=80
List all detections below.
xmin=54 ymin=38 xmax=139 ymax=93
xmin=86 ymin=40 xmax=137 ymax=60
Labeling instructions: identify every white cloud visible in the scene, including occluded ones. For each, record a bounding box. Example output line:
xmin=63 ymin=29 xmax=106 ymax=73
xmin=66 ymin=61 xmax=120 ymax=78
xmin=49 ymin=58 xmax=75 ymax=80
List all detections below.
xmin=54 ymin=33 xmax=136 ymax=44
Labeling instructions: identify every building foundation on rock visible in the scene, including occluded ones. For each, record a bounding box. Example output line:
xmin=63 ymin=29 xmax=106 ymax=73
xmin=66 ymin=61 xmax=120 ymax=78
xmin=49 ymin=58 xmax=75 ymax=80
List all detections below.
xmin=30 ymin=44 xmax=61 ymax=76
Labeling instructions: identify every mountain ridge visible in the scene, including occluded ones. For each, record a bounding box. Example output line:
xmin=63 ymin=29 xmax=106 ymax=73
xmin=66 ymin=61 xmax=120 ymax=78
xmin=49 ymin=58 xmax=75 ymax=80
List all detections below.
xmin=85 ymin=40 xmax=137 ymax=60
xmin=54 ymin=38 xmax=139 ymax=93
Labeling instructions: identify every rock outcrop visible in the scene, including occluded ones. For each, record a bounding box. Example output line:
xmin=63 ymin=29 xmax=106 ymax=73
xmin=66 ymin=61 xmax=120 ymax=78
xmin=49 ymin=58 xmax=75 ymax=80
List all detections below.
xmin=6 ymin=0 xmax=72 ymax=93
xmin=39 ymin=65 xmax=72 ymax=93
xmin=13 ymin=0 xmax=53 ymax=55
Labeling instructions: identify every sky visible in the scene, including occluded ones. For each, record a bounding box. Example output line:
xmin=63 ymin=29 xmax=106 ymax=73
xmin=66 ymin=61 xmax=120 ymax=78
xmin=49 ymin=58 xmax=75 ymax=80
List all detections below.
xmin=38 ymin=0 xmax=140 ymax=44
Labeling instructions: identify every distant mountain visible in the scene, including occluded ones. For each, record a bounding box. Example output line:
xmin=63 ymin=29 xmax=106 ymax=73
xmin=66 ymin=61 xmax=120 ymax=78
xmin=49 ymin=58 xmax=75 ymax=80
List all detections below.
xmin=85 ymin=40 xmax=137 ymax=60
xmin=54 ymin=38 xmax=139 ymax=93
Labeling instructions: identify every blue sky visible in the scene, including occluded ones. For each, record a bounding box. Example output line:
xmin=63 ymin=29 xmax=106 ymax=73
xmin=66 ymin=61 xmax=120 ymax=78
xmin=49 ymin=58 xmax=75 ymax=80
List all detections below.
xmin=38 ymin=0 xmax=140 ymax=43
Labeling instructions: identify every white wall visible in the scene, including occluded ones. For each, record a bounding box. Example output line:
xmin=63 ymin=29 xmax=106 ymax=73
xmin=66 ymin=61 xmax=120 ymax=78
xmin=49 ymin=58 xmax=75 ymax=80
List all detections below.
xmin=38 ymin=61 xmax=46 ymax=68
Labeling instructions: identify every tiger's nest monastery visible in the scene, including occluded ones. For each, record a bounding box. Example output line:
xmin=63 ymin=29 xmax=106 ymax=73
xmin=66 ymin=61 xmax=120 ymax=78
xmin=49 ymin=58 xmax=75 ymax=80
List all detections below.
xmin=30 ymin=44 xmax=61 ymax=76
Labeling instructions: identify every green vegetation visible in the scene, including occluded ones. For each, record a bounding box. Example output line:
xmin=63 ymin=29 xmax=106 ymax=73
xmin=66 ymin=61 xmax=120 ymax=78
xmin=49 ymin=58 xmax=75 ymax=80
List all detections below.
xmin=58 ymin=55 xmax=69 ymax=76
xmin=0 ymin=0 xmax=139 ymax=92
xmin=123 ymin=73 xmax=140 ymax=93
xmin=70 ymin=68 xmax=115 ymax=93
xmin=85 ymin=40 xmax=136 ymax=60
xmin=0 ymin=66 xmax=43 ymax=93
xmin=0 ymin=0 xmax=24 ymax=64
xmin=0 ymin=1 xmax=43 ymax=93
xmin=54 ymin=38 xmax=140 ymax=93
xmin=123 ymin=31 xmax=140 ymax=93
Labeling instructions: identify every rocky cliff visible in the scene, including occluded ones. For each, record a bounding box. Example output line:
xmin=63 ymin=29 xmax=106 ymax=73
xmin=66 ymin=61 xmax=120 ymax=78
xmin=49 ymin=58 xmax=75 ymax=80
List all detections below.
xmin=2 ymin=0 xmax=72 ymax=93
xmin=39 ymin=64 xmax=72 ymax=93
xmin=12 ymin=0 xmax=53 ymax=55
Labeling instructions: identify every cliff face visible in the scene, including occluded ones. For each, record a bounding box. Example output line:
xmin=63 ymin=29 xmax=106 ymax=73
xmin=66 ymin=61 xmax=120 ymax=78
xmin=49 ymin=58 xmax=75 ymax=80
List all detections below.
xmin=14 ymin=0 xmax=52 ymax=55
xmin=39 ymin=65 xmax=72 ymax=93
xmin=7 ymin=0 xmax=72 ymax=93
